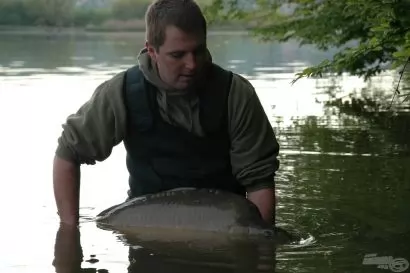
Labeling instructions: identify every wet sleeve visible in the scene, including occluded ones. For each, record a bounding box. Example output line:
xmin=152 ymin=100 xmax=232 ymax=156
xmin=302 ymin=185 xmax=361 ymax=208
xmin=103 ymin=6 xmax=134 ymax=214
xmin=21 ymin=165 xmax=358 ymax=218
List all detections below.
xmin=55 ymin=72 xmax=127 ymax=165
xmin=228 ymin=74 xmax=280 ymax=192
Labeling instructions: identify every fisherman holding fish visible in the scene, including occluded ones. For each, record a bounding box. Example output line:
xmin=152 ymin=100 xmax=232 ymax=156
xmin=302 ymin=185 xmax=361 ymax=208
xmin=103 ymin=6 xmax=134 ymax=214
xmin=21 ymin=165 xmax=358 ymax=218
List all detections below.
xmin=53 ymin=0 xmax=280 ymax=227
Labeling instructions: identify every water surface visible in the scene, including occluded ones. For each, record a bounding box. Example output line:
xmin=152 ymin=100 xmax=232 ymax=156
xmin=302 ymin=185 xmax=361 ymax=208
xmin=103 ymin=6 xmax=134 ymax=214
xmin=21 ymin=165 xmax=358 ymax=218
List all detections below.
xmin=0 ymin=31 xmax=409 ymax=273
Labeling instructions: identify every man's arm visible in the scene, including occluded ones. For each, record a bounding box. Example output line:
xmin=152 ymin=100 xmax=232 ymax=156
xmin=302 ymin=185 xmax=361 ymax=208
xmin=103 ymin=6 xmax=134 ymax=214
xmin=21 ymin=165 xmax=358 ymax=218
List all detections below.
xmin=228 ymin=74 xmax=280 ymax=225
xmin=247 ymin=188 xmax=276 ymax=224
xmin=53 ymin=72 xmax=127 ymax=226
xmin=53 ymin=156 xmax=81 ymax=226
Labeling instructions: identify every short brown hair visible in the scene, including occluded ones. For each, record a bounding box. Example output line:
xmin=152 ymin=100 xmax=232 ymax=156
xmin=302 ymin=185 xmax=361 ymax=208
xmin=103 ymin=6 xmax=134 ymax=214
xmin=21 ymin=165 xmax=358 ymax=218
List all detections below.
xmin=145 ymin=0 xmax=207 ymax=50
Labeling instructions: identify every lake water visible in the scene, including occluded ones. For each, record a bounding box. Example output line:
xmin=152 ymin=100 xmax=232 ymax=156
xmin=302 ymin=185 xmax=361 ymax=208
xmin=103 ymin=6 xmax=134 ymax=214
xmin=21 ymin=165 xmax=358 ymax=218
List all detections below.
xmin=0 ymin=30 xmax=409 ymax=273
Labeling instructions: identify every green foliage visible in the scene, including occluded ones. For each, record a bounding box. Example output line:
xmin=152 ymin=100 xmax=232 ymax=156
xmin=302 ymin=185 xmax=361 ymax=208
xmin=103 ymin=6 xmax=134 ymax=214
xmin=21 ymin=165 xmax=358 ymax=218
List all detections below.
xmin=0 ymin=0 xmax=76 ymax=26
xmin=204 ymin=0 xmax=410 ymax=83
xmin=0 ymin=0 xmax=216 ymax=27
xmin=0 ymin=0 xmax=141 ymax=27
xmin=72 ymin=8 xmax=111 ymax=26
xmin=110 ymin=0 xmax=151 ymax=20
xmin=0 ymin=0 xmax=218 ymax=27
xmin=0 ymin=0 xmax=33 ymax=25
xmin=24 ymin=0 xmax=76 ymax=27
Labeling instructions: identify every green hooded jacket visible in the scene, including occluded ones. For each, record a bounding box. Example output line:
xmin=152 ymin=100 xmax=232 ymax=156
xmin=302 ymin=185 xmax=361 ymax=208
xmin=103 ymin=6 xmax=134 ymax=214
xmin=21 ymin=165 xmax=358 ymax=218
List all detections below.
xmin=55 ymin=49 xmax=280 ymax=193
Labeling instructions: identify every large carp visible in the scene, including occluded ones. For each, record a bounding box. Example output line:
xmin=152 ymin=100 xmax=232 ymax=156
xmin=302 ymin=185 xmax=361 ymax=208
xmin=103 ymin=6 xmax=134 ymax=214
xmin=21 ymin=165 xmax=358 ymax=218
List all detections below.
xmin=95 ymin=187 xmax=297 ymax=244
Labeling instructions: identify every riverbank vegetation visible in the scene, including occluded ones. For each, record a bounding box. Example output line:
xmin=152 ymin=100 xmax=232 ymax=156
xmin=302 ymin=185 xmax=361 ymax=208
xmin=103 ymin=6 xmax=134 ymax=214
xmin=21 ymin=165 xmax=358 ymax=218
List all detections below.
xmin=0 ymin=0 xmax=229 ymax=31
xmin=204 ymin=0 xmax=410 ymax=104
xmin=1 ymin=0 xmax=409 ymax=103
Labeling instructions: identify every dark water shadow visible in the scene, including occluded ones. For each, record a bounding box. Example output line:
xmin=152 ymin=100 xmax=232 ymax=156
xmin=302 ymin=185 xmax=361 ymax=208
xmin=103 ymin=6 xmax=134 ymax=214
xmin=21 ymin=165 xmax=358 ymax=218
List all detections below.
xmin=52 ymin=223 xmax=280 ymax=273
xmin=266 ymin=76 xmax=410 ymax=272
xmin=53 ymin=224 xmax=102 ymax=273
xmin=327 ymin=99 xmax=409 ymax=147
xmin=124 ymin=235 xmax=277 ymax=273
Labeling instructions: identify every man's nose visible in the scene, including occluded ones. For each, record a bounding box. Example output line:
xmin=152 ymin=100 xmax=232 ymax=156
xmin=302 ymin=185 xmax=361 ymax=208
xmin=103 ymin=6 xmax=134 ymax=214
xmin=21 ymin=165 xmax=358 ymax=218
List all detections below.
xmin=184 ymin=53 xmax=197 ymax=70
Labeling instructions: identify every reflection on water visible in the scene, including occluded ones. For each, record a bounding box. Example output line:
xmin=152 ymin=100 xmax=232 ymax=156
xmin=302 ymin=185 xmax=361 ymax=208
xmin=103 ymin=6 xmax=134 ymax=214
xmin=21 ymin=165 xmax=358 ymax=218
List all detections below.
xmin=53 ymin=223 xmax=279 ymax=273
xmin=0 ymin=31 xmax=409 ymax=273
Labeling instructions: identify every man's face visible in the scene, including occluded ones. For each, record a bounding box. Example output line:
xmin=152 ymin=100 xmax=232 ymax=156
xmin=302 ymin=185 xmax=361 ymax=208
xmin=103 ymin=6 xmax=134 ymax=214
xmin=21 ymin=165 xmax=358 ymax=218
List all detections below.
xmin=146 ymin=25 xmax=208 ymax=90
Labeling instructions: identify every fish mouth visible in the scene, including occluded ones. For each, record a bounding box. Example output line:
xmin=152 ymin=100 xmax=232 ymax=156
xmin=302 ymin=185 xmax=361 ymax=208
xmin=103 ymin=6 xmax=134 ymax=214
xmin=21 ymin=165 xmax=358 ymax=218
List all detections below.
xmin=262 ymin=229 xmax=275 ymax=238
xmin=247 ymin=227 xmax=275 ymax=238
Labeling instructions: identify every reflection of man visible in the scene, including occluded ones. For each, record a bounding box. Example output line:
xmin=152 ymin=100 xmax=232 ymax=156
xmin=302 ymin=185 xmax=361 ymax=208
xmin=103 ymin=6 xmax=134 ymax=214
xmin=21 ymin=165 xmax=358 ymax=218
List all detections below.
xmin=52 ymin=224 xmax=84 ymax=273
xmin=53 ymin=0 xmax=280 ymax=227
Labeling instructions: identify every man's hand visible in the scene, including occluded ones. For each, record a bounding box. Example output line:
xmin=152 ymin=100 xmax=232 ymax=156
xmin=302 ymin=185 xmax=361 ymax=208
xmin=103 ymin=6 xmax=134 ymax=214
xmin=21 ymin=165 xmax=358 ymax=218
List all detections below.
xmin=53 ymin=155 xmax=81 ymax=226
xmin=247 ymin=187 xmax=276 ymax=224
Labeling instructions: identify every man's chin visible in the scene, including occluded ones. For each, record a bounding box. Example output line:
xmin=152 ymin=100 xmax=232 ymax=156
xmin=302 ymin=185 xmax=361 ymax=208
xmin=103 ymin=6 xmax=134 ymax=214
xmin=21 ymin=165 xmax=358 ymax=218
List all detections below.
xmin=174 ymin=80 xmax=194 ymax=91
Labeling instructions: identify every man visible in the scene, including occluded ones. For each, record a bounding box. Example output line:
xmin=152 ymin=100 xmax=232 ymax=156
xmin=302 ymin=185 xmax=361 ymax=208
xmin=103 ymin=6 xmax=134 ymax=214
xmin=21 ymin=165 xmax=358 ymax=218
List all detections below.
xmin=53 ymin=0 xmax=280 ymax=227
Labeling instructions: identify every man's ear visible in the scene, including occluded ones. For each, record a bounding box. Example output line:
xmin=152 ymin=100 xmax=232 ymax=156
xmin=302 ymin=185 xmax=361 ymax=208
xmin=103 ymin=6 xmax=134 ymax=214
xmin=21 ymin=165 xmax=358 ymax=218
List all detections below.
xmin=145 ymin=41 xmax=157 ymax=62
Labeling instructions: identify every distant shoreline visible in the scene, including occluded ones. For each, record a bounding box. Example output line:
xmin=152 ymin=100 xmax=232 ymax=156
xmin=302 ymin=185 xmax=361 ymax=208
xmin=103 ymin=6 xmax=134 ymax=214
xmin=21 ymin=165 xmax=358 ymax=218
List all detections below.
xmin=0 ymin=25 xmax=250 ymax=36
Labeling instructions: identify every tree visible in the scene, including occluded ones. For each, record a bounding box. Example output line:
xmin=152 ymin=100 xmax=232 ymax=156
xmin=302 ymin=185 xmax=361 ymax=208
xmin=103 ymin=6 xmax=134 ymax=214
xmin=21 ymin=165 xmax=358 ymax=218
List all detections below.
xmin=0 ymin=0 xmax=31 ymax=25
xmin=24 ymin=0 xmax=76 ymax=27
xmin=111 ymin=0 xmax=151 ymax=20
xmin=110 ymin=0 xmax=213 ymax=20
xmin=204 ymin=0 xmax=410 ymax=101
